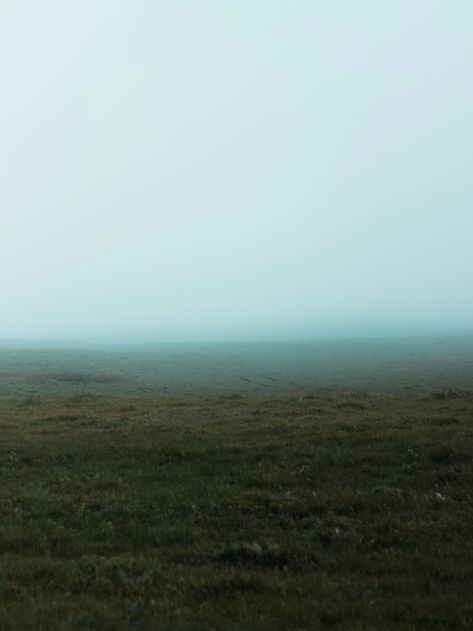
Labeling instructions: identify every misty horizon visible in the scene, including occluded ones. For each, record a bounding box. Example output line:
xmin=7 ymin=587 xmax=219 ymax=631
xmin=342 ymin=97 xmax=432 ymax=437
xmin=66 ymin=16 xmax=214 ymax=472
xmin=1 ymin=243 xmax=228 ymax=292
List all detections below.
xmin=1 ymin=2 xmax=472 ymax=340
xmin=0 ymin=319 xmax=472 ymax=350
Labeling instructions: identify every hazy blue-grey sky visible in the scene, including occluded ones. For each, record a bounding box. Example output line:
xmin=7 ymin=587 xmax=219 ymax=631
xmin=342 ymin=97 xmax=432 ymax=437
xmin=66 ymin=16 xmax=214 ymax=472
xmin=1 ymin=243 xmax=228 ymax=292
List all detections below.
xmin=1 ymin=1 xmax=472 ymax=341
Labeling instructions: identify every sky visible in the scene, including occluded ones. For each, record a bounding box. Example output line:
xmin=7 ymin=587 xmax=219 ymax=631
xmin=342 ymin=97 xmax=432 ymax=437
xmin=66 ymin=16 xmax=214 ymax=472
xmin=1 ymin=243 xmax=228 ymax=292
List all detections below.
xmin=1 ymin=1 xmax=472 ymax=341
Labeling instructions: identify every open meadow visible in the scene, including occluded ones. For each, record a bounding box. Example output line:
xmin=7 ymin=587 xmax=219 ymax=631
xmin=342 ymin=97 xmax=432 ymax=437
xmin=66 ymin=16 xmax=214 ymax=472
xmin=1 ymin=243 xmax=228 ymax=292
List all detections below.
xmin=3 ymin=0 xmax=472 ymax=626
xmin=1 ymin=338 xmax=473 ymax=630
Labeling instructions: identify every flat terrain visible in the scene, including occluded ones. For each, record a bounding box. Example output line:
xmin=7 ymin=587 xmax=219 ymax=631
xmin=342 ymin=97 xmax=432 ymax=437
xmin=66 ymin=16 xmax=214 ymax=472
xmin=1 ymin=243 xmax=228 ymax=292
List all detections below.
xmin=1 ymin=336 xmax=473 ymax=397
xmin=1 ymin=388 xmax=472 ymax=630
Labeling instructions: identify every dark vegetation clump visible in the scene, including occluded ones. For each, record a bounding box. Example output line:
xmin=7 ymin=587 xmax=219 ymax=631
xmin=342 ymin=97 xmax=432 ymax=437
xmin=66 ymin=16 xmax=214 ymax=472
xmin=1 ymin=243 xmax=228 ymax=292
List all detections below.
xmin=0 ymin=388 xmax=472 ymax=629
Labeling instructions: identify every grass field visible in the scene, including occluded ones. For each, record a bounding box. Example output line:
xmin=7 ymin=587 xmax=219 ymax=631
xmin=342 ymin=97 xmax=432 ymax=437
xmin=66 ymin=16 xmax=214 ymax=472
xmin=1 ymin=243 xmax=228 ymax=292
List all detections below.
xmin=1 ymin=384 xmax=473 ymax=629
xmin=1 ymin=336 xmax=473 ymax=397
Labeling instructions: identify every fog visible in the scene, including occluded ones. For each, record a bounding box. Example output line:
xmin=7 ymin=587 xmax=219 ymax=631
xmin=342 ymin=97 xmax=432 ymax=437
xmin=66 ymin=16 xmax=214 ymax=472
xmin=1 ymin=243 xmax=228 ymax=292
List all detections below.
xmin=1 ymin=1 xmax=472 ymax=343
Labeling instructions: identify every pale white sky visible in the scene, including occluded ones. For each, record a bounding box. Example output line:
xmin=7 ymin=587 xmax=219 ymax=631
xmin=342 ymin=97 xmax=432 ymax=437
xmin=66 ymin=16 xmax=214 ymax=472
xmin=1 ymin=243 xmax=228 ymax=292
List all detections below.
xmin=1 ymin=1 xmax=472 ymax=340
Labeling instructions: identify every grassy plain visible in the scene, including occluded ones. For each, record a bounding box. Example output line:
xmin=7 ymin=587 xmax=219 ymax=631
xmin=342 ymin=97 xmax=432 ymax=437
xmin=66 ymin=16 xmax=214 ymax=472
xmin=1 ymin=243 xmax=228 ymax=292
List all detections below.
xmin=1 ymin=336 xmax=473 ymax=397
xmin=0 ymin=339 xmax=473 ymax=629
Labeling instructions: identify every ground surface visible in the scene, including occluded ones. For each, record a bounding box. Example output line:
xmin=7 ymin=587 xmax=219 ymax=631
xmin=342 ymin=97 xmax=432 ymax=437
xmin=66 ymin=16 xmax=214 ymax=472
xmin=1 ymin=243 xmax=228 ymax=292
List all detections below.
xmin=1 ymin=388 xmax=472 ymax=630
xmin=1 ymin=336 xmax=473 ymax=397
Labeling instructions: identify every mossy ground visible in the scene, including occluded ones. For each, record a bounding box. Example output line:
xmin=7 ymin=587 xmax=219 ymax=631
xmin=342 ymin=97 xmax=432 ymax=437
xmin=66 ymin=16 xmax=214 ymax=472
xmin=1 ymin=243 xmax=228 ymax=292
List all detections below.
xmin=1 ymin=390 xmax=472 ymax=629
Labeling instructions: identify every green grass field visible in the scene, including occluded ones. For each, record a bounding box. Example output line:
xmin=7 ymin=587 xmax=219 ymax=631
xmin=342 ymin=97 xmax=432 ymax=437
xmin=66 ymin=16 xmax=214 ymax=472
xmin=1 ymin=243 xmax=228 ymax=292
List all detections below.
xmin=1 ymin=336 xmax=473 ymax=396
xmin=1 ymin=340 xmax=473 ymax=629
